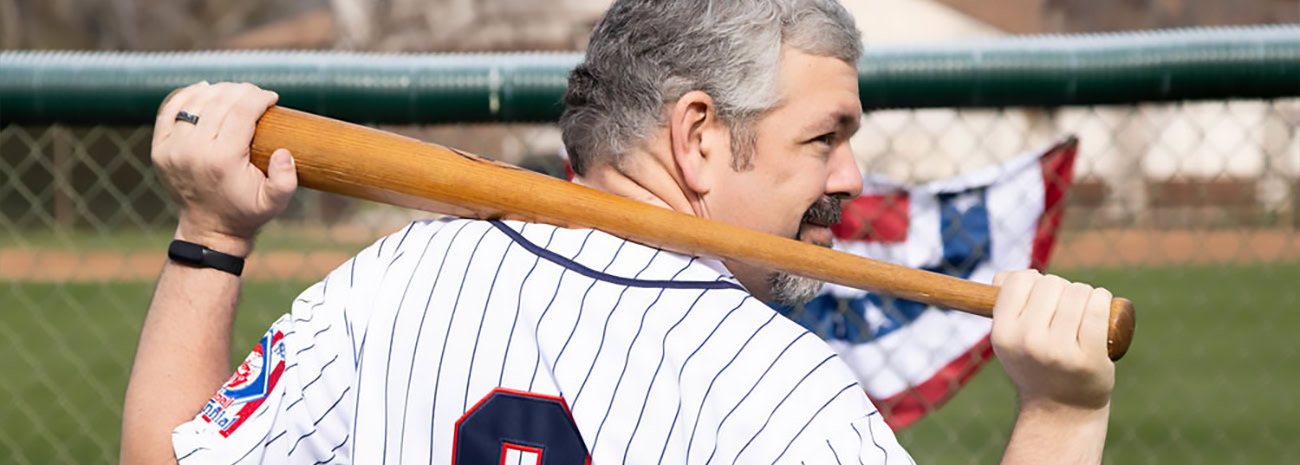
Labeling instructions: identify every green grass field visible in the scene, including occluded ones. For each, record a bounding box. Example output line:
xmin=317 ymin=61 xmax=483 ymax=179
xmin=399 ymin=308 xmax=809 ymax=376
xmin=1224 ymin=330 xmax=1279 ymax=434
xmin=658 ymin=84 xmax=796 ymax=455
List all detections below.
xmin=3 ymin=262 xmax=1297 ymax=464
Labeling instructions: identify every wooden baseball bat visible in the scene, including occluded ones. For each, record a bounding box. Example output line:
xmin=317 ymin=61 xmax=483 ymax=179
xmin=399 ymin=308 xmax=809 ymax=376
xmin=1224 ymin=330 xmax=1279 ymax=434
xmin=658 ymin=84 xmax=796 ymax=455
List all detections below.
xmin=248 ymin=106 xmax=1135 ymax=361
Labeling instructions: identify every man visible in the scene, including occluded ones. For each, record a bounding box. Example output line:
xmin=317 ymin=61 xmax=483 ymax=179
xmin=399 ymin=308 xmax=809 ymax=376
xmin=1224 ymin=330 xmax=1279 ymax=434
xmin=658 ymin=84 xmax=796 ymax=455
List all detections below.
xmin=122 ymin=0 xmax=1117 ymax=463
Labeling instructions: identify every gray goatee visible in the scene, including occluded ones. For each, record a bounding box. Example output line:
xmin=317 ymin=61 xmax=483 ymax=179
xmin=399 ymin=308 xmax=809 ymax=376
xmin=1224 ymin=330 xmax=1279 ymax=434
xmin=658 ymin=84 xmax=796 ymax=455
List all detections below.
xmin=766 ymin=270 xmax=825 ymax=307
xmin=767 ymin=195 xmax=842 ymax=306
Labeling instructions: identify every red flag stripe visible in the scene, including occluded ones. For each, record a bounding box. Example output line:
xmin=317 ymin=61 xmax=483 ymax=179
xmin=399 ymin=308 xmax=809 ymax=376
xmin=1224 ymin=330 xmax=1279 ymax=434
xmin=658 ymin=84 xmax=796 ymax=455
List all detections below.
xmin=833 ymin=192 xmax=910 ymax=243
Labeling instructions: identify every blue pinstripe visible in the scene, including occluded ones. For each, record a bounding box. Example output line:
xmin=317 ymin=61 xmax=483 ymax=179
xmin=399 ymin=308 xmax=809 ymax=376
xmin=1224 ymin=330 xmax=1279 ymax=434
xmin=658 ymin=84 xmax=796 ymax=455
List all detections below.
xmin=702 ymin=331 xmax=812 ymax=465
xmin=567 ymin=247 xmax=661 ymax=410
xmin=658 ymin=294 xmax=751 ymax=463
xmin=527 ymin=229 xmax=598 ymax=391
xmin=311 ymin=434 xmax=349 ymax=465
xmin=685 ymin=311 xmax=779 ymax=460
xmin=287 ymin=386 xmax=352 ymax=457
xmin=851 ymin=424 xmax=866 ymax=465
xmin=498 ymin=225 xmax=557 ymax=387
xmin=552 ymin=239 xmax=628 ymax=376
xmin=414 ymin=224 xmax=494 ymax=462
xmin=866 ymin=412 xmax=889 ymax=464
xmin=772 ymin=382 xmax=860 ymax=463
xmin=620 ymin=288 xmax=709 ymax=458
xmin=461 ymin=237 xmax=517 ymax=411
xmin=379 ymin=221 xmax=463 ymax=465
xmin=828 ymin=439 xmax=844 ymax=465
xmin=584 ymin=256 xmax=693 ymax=451
xmin=350 ymin=221 xmax=439 ymax=462
xmin=730 ymin=354 xmax=837 ymax=465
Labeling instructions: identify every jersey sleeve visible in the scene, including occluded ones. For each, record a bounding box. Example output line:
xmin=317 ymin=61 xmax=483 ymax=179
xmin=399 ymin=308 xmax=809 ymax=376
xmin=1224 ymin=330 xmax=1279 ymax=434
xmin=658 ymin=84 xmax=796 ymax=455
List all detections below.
xmin=779 ymin=411 xmax=915 ymax=465
xmin=170 ymin=220 xmax=440 ymax=464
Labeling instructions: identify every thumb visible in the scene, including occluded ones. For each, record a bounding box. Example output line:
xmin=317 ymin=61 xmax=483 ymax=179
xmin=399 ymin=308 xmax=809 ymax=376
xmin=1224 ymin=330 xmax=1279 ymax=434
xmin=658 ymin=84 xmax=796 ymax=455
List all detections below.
xmin=262 ymin=148 xmax=298 ymax=210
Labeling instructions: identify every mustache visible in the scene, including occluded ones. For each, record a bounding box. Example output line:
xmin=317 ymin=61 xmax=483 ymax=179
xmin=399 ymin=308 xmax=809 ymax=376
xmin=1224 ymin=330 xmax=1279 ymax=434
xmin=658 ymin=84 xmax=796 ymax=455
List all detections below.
xmin=801 ymin=196 xmax=842 ymax=227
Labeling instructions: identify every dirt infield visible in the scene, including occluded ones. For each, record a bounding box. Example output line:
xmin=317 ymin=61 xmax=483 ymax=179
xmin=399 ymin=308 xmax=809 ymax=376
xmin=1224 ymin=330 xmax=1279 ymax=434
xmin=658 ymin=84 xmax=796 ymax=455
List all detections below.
xmin=2 ymin=228 xmax=1297 ymax=282
xmin=1049 ymin=228 xmax=1300 ymax=269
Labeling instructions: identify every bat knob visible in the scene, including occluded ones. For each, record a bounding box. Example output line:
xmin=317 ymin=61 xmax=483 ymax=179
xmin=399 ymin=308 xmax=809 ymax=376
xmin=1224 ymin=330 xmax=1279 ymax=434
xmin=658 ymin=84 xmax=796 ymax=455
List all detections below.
xmin=1107 ymin=298 xmax=1136 ymax=361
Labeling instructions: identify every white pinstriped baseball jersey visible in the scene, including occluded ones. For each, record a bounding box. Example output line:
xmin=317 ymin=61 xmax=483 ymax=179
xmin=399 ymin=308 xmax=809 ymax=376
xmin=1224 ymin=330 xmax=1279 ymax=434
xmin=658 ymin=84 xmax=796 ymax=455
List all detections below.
xmin=173 ymin=218 xmax=914 ymax=464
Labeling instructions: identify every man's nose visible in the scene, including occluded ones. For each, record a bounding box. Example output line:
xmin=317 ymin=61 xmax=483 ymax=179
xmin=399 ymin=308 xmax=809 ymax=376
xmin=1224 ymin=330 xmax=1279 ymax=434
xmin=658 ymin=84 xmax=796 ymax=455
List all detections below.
xmin=825 ymin=142 xmax=863 ymax=199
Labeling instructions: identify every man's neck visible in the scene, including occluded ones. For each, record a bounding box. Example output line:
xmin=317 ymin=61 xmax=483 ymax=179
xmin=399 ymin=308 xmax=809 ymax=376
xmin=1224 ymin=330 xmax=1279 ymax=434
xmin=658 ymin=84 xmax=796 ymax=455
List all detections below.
xmin=570 ymin=147 xmax=767 ymax=301
xmin=572 ymin=147 xmax=703 ymax=218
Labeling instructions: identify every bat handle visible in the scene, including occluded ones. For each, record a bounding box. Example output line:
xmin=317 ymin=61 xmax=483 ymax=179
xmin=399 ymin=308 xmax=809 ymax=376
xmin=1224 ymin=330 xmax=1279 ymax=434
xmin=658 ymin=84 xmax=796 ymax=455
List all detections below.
xmin=1108 ymin=297 xmax=1136 ymax=361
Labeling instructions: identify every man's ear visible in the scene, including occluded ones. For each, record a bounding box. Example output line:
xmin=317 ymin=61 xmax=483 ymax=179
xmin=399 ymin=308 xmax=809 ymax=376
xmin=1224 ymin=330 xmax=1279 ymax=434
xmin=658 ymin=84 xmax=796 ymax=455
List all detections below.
xmin=668 ymin=90 xmax=729 ymax=197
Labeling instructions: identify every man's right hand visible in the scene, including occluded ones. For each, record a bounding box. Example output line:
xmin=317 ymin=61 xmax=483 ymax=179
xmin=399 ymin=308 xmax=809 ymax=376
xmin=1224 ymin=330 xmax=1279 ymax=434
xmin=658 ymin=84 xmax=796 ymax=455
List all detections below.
xmin=992 ymin=270 xmax=1116 ymax=411
xmin=152 ymin=81 xmax=298 ymax=257
xmin=992 ymin=270 xmax=1116 ymax=464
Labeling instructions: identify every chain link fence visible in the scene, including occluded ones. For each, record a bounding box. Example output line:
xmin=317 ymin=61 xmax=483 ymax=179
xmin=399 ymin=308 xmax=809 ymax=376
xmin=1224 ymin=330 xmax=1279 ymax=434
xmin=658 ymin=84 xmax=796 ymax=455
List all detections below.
xmin=3 ymin=100 xmax=1299 ymax=464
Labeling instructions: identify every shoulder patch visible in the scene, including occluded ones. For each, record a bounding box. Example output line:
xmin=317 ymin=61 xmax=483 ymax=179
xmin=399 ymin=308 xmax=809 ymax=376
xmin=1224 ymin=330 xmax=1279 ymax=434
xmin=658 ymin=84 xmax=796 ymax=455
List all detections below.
xmin=199 ymin=328 xmax=287 ymax=437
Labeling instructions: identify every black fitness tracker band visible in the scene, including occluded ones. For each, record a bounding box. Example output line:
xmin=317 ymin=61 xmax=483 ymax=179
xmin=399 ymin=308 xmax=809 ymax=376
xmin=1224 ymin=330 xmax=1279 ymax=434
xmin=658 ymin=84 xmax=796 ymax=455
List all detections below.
xmin=168 ymin=239 xmax=245 ymax=276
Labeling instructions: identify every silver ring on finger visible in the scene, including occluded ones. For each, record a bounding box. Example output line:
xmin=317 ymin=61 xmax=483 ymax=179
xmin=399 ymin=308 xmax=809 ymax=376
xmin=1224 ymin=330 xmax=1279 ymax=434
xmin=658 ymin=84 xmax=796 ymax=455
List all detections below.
xmin=175 ymin=110 xmax=200 ymax=125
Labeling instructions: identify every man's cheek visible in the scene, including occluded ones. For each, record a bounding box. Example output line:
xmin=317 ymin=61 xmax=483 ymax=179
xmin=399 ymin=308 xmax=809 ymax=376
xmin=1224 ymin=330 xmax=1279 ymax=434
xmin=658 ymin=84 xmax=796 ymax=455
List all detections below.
xmin=787 ymin=215 xmax=806 ymax=240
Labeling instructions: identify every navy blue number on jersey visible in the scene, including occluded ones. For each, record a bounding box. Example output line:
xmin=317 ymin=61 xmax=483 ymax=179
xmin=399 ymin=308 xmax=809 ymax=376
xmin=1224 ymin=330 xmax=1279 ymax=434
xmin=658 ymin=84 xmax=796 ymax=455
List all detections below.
xmin=453 ymin=388 xmax=590 ymax=465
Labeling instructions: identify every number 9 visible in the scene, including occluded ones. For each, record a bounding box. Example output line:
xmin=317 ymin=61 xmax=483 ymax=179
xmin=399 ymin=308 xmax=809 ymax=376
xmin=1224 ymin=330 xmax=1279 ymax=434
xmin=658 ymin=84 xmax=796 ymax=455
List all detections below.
xmin=453 ymin=388 xmax=591 ymax=464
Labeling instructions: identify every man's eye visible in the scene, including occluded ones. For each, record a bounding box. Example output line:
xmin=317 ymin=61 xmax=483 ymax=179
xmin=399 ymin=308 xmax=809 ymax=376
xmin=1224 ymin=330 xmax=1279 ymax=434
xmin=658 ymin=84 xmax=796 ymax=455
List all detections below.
xmin=812 ymin=133 xmax=836 ymax=146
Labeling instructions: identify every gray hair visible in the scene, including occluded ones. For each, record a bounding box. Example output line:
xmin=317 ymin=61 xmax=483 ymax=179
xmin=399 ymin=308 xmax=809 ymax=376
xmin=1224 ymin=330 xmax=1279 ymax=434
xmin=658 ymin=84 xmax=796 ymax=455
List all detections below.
xmin=561 ymin=0 xmax=863 ymax=175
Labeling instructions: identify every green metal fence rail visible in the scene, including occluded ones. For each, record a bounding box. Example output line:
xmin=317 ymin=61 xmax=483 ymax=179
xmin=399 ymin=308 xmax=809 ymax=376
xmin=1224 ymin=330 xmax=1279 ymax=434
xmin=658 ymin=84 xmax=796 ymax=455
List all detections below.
xmin=3 ymin=25 xmax=1299 ymax=125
